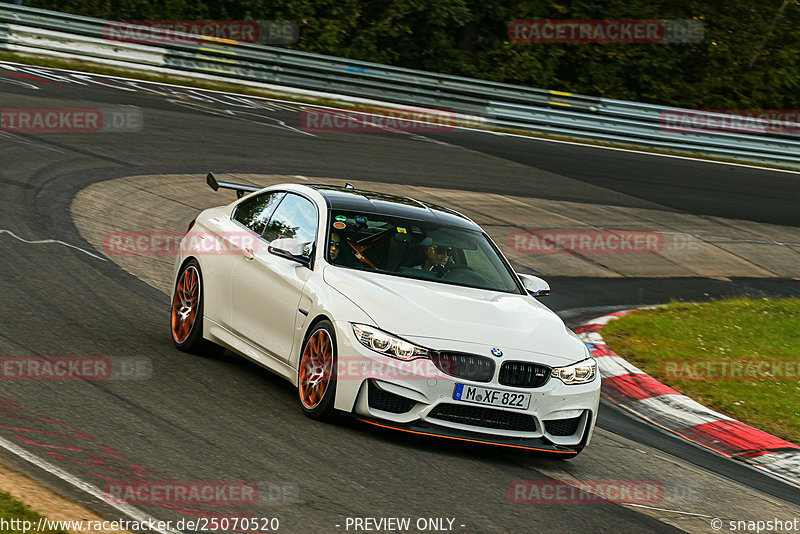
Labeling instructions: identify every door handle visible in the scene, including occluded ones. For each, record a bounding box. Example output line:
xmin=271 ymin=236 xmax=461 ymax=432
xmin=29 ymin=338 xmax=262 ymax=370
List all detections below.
xmin=243 ymin=247 xmax=254 ymax=260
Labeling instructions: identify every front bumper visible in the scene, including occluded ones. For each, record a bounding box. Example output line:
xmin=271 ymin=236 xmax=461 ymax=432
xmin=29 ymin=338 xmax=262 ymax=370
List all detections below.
xmin=332 ymin=320 xmax=601 ymax=450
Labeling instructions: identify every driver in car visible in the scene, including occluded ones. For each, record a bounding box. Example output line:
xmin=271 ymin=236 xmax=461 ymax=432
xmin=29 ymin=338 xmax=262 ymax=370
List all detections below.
xmin=413 ymin=243 xmax=452 ymax=275
xmin=329 ymin=231 xmax=362 ymax=268
xmin=329 ymin=231 xmax=344 ymax=261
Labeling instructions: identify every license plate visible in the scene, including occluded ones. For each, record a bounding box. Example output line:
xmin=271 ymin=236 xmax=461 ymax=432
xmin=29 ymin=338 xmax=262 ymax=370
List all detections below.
xmin=452 ymin=383 xmax=531 ymax=410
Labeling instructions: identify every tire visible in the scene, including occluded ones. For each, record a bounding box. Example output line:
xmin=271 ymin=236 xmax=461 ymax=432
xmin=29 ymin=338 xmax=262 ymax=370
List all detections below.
xmin=297 ymin=320 xmax=339 ymax=421
xmin=171 ymin=259 xmax=222 ymax=356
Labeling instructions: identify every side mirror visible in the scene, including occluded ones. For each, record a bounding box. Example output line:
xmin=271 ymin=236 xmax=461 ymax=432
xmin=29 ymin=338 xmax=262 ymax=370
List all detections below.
xmin=268 ymin=238 xmax=312 ymax=267
xmin=518 ymin=273 xmax=551 ymax=297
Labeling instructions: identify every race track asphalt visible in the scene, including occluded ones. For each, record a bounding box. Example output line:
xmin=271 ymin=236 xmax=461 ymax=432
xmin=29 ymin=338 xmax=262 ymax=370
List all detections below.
xmin=1 ymin=63 xmax=798 ymax=533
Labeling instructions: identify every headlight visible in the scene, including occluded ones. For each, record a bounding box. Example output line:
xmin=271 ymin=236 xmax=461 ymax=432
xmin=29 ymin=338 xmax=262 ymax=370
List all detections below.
xmin=553 ymin=358 xmax=597 ymax=385
xmin=351 ymin=324 xmax=430 ymax=361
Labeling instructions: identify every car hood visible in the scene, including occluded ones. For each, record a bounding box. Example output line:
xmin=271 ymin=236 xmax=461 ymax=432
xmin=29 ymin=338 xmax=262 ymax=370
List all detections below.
xmin=323 ymin=267 xmax=585 ymax=363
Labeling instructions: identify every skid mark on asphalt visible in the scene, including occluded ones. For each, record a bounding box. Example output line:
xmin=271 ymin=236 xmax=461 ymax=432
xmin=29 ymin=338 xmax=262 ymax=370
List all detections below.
xmin=0 ymin=229 xmax=107 ymax=261
xmin=0 ymin=132 xmax=72 ymax=154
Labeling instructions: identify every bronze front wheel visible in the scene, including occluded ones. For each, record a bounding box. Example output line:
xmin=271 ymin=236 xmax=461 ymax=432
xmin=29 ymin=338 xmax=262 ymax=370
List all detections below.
xmin=298 ymin=321 xmax=338 ymax=421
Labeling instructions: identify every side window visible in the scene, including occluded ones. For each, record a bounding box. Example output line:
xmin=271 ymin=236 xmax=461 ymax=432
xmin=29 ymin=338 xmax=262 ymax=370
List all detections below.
xmin=263 ymin=194 xmax=318 ymax=247
xmin=233 ymin=192 xmax=285 ymax=234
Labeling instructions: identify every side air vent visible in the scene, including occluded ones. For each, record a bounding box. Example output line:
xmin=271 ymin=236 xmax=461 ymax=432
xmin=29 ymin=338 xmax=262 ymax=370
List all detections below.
xmin=368 ymin=381 xmax=417 ymax=414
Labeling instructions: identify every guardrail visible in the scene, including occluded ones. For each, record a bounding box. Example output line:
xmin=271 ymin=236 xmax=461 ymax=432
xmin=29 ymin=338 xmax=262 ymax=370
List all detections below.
xmin=2 ymin=2 xmax=799 ymax=165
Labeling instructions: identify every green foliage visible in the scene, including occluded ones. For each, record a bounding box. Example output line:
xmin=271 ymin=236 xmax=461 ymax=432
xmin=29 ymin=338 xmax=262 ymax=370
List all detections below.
xmin=602 ymin=298 xmax=800 ymax=443
xmin=24 ymin=0 xmax=800 ymax=109
xmin=0 ymin=489 xmax=67 ymax=534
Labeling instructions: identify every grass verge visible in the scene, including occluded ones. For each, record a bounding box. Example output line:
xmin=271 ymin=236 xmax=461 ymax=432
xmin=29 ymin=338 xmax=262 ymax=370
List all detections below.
xmin=1 ymin=51 xmax=797 ymax=172
xmin=0 ymin=489 xmax=66 ymax=533
xmin=601 ymin=298 xmax=800 ymax=444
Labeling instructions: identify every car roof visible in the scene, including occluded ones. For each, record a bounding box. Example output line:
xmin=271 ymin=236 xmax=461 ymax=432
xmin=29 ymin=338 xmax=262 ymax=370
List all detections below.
xmin=307 ymin=184 xmax=480 ymax=230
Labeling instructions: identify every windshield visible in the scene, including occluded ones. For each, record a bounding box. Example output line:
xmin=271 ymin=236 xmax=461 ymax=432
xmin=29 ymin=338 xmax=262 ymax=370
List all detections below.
xmin=326 ymin=211 xmax=521 ymax=293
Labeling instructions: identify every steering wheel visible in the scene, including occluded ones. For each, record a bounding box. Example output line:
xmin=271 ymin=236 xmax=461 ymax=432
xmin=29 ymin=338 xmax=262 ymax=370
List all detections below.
xmin=441 ymin=266 xmax=492 ymax=286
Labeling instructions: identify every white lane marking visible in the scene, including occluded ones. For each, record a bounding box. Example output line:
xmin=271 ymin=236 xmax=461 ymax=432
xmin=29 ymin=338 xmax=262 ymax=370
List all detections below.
xmin=0 ymin=63 xmax=87 ymax=85
xmin=270 ymin=102 xmax=302 ymax=111
xmin=0 ymin=435 xmax=179 ymax=534
xmin=3 ymin=59 xmax=796 ymax=175
xmin=621 ymin=503 xmax=714 ymax=518
xmin=227 ymin=110 xmax=316 ymax=136
xmin=71 ymin=73 xmax=138 ymax=91
xmin=294 ymin=175 xmax=309 ymax=181
xmin=0 ymin=229 xmax=107 ymax=261
xmin=0 ymin=76 xmax=40 ymax=90
xmin=167 ymin=99 xmax=316 ymax=137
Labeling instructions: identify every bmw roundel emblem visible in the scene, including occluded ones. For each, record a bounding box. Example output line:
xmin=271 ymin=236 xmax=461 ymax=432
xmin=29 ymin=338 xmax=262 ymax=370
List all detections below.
xmin=491 ymin=348 xmax=503 ymax=357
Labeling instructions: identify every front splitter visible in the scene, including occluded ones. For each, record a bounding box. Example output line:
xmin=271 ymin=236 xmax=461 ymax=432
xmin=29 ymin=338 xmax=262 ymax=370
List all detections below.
xmin=356 ymin=417 xmax=579 ymax=455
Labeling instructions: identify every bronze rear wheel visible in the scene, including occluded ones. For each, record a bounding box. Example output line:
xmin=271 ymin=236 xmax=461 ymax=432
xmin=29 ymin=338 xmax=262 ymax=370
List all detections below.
xmin=171 ymin=260 xmax=222 ymax=355
xmin=172 ymin=265 xmax=200 ymax=344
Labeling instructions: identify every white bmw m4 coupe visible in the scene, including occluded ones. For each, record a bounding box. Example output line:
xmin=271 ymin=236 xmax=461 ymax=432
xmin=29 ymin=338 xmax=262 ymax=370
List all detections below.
xmin=170 ymin=173 xmax=600 ymax=457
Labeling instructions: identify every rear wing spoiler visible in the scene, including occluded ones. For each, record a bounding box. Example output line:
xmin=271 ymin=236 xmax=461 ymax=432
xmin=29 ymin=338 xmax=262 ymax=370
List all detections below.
xmin=206 ymin=172 xmax=262 ymax=199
